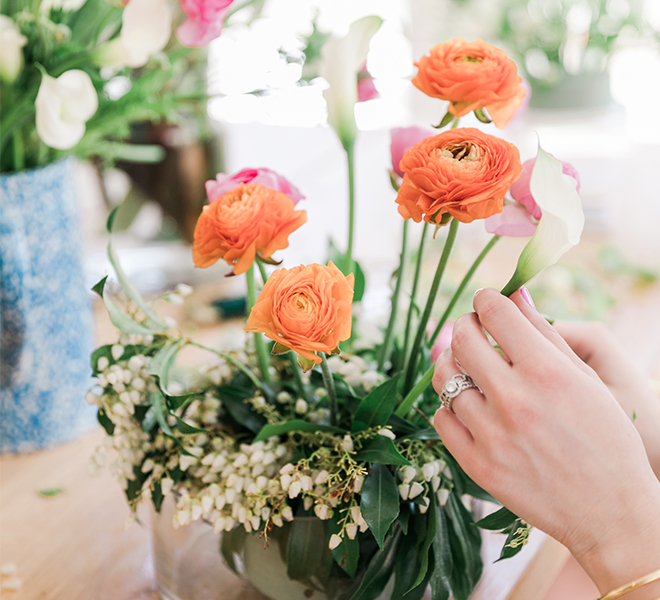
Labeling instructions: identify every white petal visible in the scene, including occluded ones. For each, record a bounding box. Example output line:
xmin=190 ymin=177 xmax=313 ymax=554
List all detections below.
xmin=501 ymin=142 xmax=584 ymax=295
xmin=0 ymin=16 xmax=27 ymax=83
xmin=319 ymin=16 xmax=382 ymax=148
xmin=120 ymin=0 xmax=172 ymax=67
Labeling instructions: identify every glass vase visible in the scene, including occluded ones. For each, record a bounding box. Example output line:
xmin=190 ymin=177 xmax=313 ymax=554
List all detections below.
xmin=151 ymin=498 xmax=395 ymax=600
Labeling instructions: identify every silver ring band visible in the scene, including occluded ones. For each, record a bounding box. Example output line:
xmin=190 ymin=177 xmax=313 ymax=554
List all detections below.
xmin=440 ymin=373 xmax=480 ymax=414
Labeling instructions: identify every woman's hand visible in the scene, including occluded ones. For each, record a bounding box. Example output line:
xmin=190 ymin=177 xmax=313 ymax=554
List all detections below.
xmin=554 ymin=320 xmax=660 ymax=480
xmin=432 ymin=288 xmax=660 ymax=598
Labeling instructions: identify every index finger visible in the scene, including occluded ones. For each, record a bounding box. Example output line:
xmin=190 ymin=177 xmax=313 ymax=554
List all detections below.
xmin=472 ymin=288 xmax=558 ymax=366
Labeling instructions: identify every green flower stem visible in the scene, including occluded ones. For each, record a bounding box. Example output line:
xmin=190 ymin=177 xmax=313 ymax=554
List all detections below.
xmin=451 ymin=117 xmax=460 ymax=129
xmin=402 ymin=219 xmax=459 ymax=394
xmin=289 ymin=351 xmax=308 ymax=401
xmin=428 ymin=235 xmax=500 ymax=346
xmin=345 ymin=140 xmax=356 ymax=275
xmin=320 ymin=353 xmax=338 ymax=427
xmin=13 ymin=129 xmax=24 ymax=172
xmin=377 ymin=219 xmax=409 ymax=372
xmin=398 ymin=222 xmax=429 ymax=373
xmin=186 ymin=340 xmax=263 ymax=390
xmin=257 ymin=260 xmax=269 ymax=286
xmin=395 ymin=364 xmax=434 ymax=418
xmin=246 ymin=264 xmax=272 ymax=386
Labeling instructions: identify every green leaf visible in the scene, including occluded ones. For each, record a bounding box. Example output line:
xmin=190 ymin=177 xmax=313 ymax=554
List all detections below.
xmin=271 ymin=342 xmax=291 ymax=355
xmin=433 ymin=110 xmax=456 ymax=129
xmin=473 ymin=506 xmax=518 ymax=531
xmin=473 ymin=109 xmax=492 ymax=124
xmin=360 ymin=464 xmax=400 ymax=549
xmin=354 ymin=436 xmax=410 ymax=466
xmin=175 ymin=417 xmax=207 ymax=435
xmin=219 ymin=386 xmax=267 ymax=434
xmin=97 ymin=408 xmax=115 ymax=435
xmin=165 ymin=391 xmax=199 ymax=412
xmin=152 ymin=481 xmax=164 ymax=513
xmin=430 ymin=501 xmax=452 ymax=600
xmin=106 ymin=206 xmax=120 ymax=234
xmin=496 ymin=520 xmax=532 ymax=562
xmin=328 ymin=240 xmax=366 ymax=303
xmin=329 ymin=519 xmax=360 ymax=578
xmin=386 ymin=414 xmax=420 ymax=436
xmin=286 ymin=515 xmax=328 ymax=582
xmin=393 ymin=528 xmax=422 ymax=598
xmin=151 ymin=391 xmax=174 ymax=437
xmin=149 ymin=339 xmax=185 ymax=392
xmin=221 ymin=526 xmax=247 ymax=575
xmin=397 ymin=504 xmax=411 ymax=536
xmin=347 ymin=534 xmax=398 ymax=600
xmin=409 ymin=499 xmax=437 ymax=591
xmin=37 ymin=487 xmax=64 ymax=498
xmin=400 ymin=428 xmax=440 ymax=441
xmin=446 ymin=494 xmax=483 ymax=600
xmin=351 ymin=374 xmax=401 ymax=432
xmin=253 ymin=419 xmax=345 ymax=443
xmin=125 ymin=466 xmax=148 ymax=503
xmin=92 ymin=276 xmax=157 ymax=335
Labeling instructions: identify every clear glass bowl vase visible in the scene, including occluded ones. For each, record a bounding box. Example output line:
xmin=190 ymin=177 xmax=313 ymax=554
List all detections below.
xmin=151 ymin=498 xmax=395 ymax=600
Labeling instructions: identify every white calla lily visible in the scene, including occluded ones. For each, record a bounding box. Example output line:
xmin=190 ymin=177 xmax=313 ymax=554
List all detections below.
xmin=35 ymin=69 xmax=98 ymax=150
xmin=95 ymin=0 xmax=172 ymax=69
xmin=501 ymin=143 xmax=585 ymax=296
xmin=0 ymin=15 xmax=27 ymax=84
xmin=319 ymin=16 xmax=382 ymax=150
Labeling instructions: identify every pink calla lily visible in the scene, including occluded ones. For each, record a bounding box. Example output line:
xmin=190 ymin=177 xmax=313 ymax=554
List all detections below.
xmin=485 ymin=203 xmax=537 ymax=237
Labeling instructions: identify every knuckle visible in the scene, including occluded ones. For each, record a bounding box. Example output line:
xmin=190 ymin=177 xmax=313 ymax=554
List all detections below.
xmin=450 ymin=327 xmax=470 ymax=354
xmin=477 ymin=295 xmax=507 ymax=326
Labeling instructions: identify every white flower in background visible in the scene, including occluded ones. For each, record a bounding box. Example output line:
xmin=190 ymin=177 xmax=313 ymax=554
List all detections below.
xmin=40 ymin=0 xmax=88 ymax=11
xmin=501 ymin=143 xmax=585 ymax=296
xmin=95 ymin=0 xmax=172 ymax=69
xmin=319 ymin=16 xmax=382 ymax=151
xmin=35 ymin=69 xmax=98 ymax=150
xmin=0 ymin=16 xmax=27 ymax=84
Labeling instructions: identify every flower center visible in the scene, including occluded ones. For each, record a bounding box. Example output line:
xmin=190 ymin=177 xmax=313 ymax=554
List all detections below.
xmin=436 ymin=142 xmax=481 ymax=164
xmin=458 ymin=56 xmax=482 ymax=63
xmin=292 ymin=292 xmax=312 ymax=313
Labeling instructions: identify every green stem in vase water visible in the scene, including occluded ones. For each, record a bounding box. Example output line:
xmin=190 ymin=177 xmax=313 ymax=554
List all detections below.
xmin=319 ymin=353 xmax=338 ymax=426
xmin=245 ymin=264 xmax=272 ymax=385
xmin=428 ymin=235 xmax=500 ymax=346
xmin=398 ymin=222 xmax=430 ymax=373
xmin=402 ymin=218 xmax=459 ymax=395
xmin=377 ymin=219 xmax=409 ymax=372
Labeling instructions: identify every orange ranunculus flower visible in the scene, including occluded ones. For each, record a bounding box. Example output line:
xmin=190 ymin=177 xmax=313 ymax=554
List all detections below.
xmin=246 ymin=262 xmax=354 ymax=369
xmin=192 ymin=183 xmax=307 ymax=275
xmin=413 ymin=38 xmax=526 ymax=129
xmin=395 ymin=127 xmax=522 ymax=224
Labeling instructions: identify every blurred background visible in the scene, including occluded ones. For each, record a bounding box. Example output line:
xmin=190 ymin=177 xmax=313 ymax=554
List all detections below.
xmin=82 ymin=0 xmax=660 ymax=367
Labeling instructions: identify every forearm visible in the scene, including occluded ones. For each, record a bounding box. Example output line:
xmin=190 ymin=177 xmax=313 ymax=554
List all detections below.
xmin=573 ymin=481 xmax=660 ymax=599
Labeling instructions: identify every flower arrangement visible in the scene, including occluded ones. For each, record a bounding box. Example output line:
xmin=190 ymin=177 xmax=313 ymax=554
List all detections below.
xmin=89 ymin=30 xmax=584 ymax=600
xmin=0 ymin=0 xmax=240 ymax=174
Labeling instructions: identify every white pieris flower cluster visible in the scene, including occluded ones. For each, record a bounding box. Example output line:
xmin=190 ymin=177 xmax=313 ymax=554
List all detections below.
xmin=88 ymin=350 xmax=155 ymax=485
xmin=396 ymin=459 xmax=451 ymax=514
xmin=326 ymin=355 xmax=384 ymax=391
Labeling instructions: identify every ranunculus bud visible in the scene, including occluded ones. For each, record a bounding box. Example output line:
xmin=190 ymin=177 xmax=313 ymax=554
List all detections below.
xmin=0 ymin=16 xmax=27 ymax=84
xmin=206 ymin=168 xmax=304 ymax=205
xmin=35 ymin=69 xmax=98 ymax=150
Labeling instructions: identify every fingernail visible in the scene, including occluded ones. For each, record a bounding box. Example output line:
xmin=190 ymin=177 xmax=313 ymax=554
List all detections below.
xmin=473 ymin=288 xmax=484 ymax=300
xmin=520 ymin=287 xmax=535 ymax=309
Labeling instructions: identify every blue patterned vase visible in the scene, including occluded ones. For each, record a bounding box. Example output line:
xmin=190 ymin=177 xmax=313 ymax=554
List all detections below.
xmin=0 ymin=159 xmax=96 ymax=453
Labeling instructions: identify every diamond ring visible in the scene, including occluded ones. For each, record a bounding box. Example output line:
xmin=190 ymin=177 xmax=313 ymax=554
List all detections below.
xmin=440 ymin=373 xmax=480 ymax=414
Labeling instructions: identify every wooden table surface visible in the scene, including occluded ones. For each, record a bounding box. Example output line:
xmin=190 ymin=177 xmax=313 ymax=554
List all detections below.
xmin=0 ymin=426 xmax=570 ymax=600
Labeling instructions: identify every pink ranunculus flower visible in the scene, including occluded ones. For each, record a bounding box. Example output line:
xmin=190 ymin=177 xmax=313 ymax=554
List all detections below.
xmin=205 ymin=168 xmax=305 ymax=205
xmin=176 ymin=0 xmax=234 ymax=47
xmin=485 ymin=203 xmax=537 ymax=237
xmin=430 ymin=320 xmax=454 ymax=364
xmin=510 ymin=157 xmax=581 ymax=220
xmin=390 ymin=126 xmax=433 ymax=178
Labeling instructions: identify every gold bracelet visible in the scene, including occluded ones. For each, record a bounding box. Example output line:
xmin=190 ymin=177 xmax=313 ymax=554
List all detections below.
xmin=599 ymin=568 xmax=660 ymax=600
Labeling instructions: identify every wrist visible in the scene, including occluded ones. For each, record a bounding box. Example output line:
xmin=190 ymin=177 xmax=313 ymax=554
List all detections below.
xmin=571 ymin=479 xmax=660 ymax=597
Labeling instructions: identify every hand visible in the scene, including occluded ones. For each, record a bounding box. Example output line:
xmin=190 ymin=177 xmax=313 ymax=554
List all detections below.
xmin=432 ymin=288 xmax=660 ymax=598
xmin=554 ymin=320 xmax=660 ymax=480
